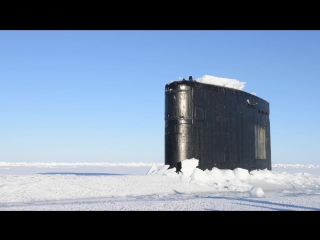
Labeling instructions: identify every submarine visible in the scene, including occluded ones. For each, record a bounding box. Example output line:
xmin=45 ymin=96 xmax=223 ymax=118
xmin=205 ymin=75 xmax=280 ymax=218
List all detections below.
xmin=165 ymin=76 xmax=271 ymax=172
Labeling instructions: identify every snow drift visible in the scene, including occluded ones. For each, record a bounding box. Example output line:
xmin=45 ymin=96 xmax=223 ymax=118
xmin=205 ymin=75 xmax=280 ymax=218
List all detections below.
xmin=195 ymin=75 xmax=246 ymax=90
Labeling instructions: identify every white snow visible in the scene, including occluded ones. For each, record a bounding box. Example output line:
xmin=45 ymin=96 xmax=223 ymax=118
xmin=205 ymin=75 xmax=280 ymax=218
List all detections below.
xmin=195 ymin=75 xmax=246 ymax=90
xmin=1 ymin=159 xmax=320 ymax=211
xmin=250 ymin=187 xmax=264 ymax=198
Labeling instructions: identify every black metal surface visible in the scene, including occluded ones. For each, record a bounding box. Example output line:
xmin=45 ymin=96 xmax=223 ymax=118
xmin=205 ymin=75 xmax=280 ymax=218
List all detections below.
xmin=165 ymin=78 xmax=271 ymax=172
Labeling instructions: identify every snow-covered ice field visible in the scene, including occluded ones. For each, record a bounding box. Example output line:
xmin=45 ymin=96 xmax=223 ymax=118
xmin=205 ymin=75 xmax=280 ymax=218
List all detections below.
xmin=1 ymin=160 xmax=320 ymax=211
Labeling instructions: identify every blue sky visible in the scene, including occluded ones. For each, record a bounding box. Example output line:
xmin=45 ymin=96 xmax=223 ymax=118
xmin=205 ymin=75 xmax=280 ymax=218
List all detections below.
xmin=0 ymin=30 xmax=319 ymax=165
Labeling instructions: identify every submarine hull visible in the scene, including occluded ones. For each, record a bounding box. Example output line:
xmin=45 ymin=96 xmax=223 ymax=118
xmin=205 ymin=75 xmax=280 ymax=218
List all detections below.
xmin=165 ymin=80 xmax=271 ymax=171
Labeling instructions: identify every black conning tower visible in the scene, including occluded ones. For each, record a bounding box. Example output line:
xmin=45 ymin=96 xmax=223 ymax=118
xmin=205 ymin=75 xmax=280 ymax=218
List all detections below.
xmin=165 ymin=76 xmax=271 ymax=171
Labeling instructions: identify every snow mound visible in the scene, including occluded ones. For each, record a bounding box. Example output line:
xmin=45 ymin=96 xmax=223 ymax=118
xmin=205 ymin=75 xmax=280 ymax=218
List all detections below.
xmin=195 ymin=75 xmax=246 ymax=90
xmin=250 ymin=187 xmax=264 ymax=198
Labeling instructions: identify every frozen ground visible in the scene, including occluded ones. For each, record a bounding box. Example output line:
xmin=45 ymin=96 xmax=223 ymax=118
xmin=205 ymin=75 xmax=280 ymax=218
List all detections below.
xmin=0 ymin=160 xmax=320 ymax=211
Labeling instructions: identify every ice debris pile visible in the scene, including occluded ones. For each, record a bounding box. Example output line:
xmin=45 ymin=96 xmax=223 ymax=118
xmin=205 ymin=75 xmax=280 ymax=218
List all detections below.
xmin=146 ymin=158 xmax=320 ymax=198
